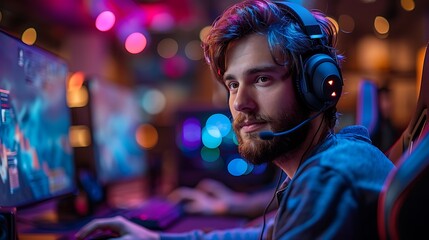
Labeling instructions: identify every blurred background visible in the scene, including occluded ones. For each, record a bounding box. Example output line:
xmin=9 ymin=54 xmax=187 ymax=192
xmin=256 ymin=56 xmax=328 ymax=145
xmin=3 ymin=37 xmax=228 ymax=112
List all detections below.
xmin=1 ymin=0 xmax=428 ymax=125
xmin=1 ymin=0 xmax=429 ymax=207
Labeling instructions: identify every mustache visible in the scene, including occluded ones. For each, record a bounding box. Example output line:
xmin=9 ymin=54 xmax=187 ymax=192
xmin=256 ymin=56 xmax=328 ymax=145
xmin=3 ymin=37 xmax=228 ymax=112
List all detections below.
xmin=233 ymin=113 xmax=271 ymax=129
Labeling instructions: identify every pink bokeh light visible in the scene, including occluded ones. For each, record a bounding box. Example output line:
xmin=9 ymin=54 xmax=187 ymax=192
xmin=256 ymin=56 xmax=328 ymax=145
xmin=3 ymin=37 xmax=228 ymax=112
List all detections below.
xmin=125 ymin=32 xmax=147 ymax=54
xmin=95 ymin=11 xmax=116 ymax=32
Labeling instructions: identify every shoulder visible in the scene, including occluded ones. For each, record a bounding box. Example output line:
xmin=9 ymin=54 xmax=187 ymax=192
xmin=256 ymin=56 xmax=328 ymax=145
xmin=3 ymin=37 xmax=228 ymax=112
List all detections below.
xmin=319 ymin=125 xmax=392 ymax=169
xmin=296 ymin=125 xmax=395 ymax=192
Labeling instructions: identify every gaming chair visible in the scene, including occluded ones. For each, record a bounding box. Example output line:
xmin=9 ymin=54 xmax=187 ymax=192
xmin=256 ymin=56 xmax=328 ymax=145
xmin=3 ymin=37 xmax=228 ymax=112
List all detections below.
xmin=386 ymin=42 xmax=429 ymax=164
xmin=378 ymin=125 xmax=429 ymax=240
xmin=378 ymin=42 xmax=429 ymax=239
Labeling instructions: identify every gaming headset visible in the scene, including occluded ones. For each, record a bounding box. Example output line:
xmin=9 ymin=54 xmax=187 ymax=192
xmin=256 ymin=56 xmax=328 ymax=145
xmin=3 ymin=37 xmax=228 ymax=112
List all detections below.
xmin=274 ymin=1 xmax=344 ymax=112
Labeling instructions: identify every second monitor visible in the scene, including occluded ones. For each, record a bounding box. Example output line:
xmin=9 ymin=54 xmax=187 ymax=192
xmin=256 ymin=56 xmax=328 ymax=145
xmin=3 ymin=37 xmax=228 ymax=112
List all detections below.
xmin=68 ymin=76 xmax=149 ymax=215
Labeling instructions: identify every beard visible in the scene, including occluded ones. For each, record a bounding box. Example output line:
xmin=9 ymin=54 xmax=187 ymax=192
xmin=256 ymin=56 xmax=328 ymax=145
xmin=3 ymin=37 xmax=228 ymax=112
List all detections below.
xmin=232 ymin=105 xmax=311 ymax=165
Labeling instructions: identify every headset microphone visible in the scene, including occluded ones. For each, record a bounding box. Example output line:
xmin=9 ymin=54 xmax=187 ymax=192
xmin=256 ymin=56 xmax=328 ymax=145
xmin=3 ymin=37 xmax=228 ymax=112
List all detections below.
xmin=259 ymin=107 xmax=326 ymax=140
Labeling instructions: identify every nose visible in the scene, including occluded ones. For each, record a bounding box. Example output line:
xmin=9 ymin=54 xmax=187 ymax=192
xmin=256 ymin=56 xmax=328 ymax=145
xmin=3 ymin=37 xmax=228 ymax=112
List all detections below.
xmin=232 ymin=86 xmax=257 ymax=113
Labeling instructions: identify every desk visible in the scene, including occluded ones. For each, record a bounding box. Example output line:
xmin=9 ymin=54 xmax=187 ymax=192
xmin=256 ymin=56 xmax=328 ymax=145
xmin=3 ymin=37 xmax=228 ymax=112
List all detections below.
xmin=16 ymin=201 xmax=248 ymax=240
xmin=18 ymin=216 xmax=247 ymax=240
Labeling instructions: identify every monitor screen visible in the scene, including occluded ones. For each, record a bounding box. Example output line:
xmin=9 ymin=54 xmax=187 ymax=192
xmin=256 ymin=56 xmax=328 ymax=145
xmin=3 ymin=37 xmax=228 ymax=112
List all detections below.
xmin=175 ymin=107 xmax=277 ymax=191
xmin=88 ymin=78 xmax=148 ymax=185
xmin=0 ymin=30 xmax=75 ymax=208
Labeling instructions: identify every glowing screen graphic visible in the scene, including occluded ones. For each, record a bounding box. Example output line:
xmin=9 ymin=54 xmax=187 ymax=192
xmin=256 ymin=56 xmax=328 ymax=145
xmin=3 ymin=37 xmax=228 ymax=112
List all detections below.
xmin=88 ymin=78 xmax=147 ymax=185
xmin=0 ymin=30 xmax=75 ymax=207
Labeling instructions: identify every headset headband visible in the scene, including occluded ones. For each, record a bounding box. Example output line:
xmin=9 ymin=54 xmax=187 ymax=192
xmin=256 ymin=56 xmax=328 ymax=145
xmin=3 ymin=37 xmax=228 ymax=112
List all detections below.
xmin=275 ymin=1 xmax=324 ymax=39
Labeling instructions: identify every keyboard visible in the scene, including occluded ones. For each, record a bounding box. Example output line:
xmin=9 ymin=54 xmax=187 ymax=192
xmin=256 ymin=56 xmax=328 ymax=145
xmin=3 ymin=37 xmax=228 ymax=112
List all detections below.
xmin=121 ymin=197 xmax=184 ymax=230
xmin=17 ymin=197 xmax=183 ymax=240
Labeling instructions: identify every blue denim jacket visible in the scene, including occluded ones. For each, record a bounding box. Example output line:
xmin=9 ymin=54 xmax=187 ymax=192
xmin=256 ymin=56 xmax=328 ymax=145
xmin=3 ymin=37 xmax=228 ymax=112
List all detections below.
xmin=161 ymin=125 xmax=395 ymax=240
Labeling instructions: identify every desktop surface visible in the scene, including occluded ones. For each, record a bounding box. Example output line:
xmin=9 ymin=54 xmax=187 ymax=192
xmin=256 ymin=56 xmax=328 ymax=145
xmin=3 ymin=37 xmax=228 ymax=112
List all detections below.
xmin=17 ymin=196 xmax=247 ymax=240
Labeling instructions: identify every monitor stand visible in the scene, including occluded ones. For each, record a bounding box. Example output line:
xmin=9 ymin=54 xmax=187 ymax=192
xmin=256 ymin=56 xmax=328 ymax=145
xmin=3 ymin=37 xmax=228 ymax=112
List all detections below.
xmin=0 ymin=207 xmax=17 ymax=240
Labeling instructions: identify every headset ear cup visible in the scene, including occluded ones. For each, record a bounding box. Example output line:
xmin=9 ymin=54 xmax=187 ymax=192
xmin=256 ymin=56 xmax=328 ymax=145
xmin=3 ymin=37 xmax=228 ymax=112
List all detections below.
xmin=299 ymin=53 xmax=343 ymax=111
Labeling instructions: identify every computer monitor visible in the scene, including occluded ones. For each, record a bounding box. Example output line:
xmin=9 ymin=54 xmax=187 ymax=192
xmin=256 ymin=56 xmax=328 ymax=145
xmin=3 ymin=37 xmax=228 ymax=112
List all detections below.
xmin=88 ymin=77 xmax=148 ymax=185
xmin=69 ymin=76 xmax=149 ymax=212
xmin=0 ymin=30 xmax=75 ymax=208
xmin=175 ymin=107 xmax=277 ymax=192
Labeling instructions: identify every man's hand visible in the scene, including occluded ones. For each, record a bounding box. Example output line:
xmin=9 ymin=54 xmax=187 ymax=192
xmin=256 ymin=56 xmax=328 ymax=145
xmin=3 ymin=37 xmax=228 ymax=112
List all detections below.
xmin=75 ymin=216 xmax=160 ymax=240
xmin=168 ymin=179 xmax=245 ymax=216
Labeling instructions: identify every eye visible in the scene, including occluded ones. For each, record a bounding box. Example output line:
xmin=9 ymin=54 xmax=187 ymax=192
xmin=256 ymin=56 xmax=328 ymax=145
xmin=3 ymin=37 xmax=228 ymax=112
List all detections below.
xmin=226 ymin=81 xmax=239 ymax=91
xmin=257 ymin=76 xmax=268 ymax=82
xmin=256 ymin=76 xmax=271 ymax=85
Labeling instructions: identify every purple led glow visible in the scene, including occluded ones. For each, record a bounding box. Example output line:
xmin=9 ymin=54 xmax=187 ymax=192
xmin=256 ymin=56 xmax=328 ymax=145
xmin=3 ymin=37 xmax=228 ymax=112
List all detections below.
xmin=181 ymin=118 xmax=201 ymax=150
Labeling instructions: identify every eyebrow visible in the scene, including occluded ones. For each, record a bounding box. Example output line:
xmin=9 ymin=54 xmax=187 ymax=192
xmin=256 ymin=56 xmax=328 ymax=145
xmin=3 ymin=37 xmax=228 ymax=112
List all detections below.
xmin=223 ymin=65 xmax=282 ymax=82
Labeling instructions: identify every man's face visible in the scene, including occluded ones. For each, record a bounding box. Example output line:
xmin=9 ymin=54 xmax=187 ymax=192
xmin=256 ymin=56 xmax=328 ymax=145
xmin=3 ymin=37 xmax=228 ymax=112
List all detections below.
xmin=223 ymin=34 xmax=311 ymax=165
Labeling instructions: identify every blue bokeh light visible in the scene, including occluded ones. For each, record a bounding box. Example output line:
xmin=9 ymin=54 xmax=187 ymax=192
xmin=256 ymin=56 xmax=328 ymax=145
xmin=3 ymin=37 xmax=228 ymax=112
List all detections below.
xmin=227 ymin=158 xmax=248 ymax=176
xmin=206 ymin=113 xmax=231 ymax=137
xmin=202 ymin=126 xmax=222 ymax=149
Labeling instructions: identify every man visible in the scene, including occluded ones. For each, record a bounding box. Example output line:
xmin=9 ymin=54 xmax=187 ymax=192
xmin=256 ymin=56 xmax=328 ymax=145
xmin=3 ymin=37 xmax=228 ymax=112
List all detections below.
xmin=76 ymin=0 xmax=395 ymax=239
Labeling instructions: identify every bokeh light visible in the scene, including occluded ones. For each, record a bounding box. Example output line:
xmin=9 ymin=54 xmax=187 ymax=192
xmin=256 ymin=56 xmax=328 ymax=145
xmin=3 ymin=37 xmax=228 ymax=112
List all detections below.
xmin=125 ymin=32 xmax=147 ymax=54
xmin=95 ymin=11 xmax=116 ymax=32
xmin=374 ymin=16 xmax=389 ymax=36
xmin=141 ymin=89 xmax=166 ymax=114
xmin=181 ymin=117 xmax=201 ymax=150
xmin=227 ymin=158 xmax=248 ymax=176
xmin=202 ymin=126 xmax=222 ymax=149
xmin=136 ymin=124 xmax=158 ymax=149
xmin=201 ymin=147 xmax=220 ymax=162
xmin=199 ymin=26 xmax=211 ymax=42
xmin=67 ymin=72 xmax=88 ymax=108
xmin=21 ymin=28 xmax=37 ymax=45
xmin=157 ymin=38 xmax=178 ymax=58
xmin=68 ymin=71 xmax=85 ymax=91
xmin=185 ymin=40 xmax=203 ymax=60
xmin=401 ymin=0 xmax=415 ymax=11
xmin=206 ymin=113 xmax=231 ymax=137
xmin=69 ymin=125 xmax=91 ymax=147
